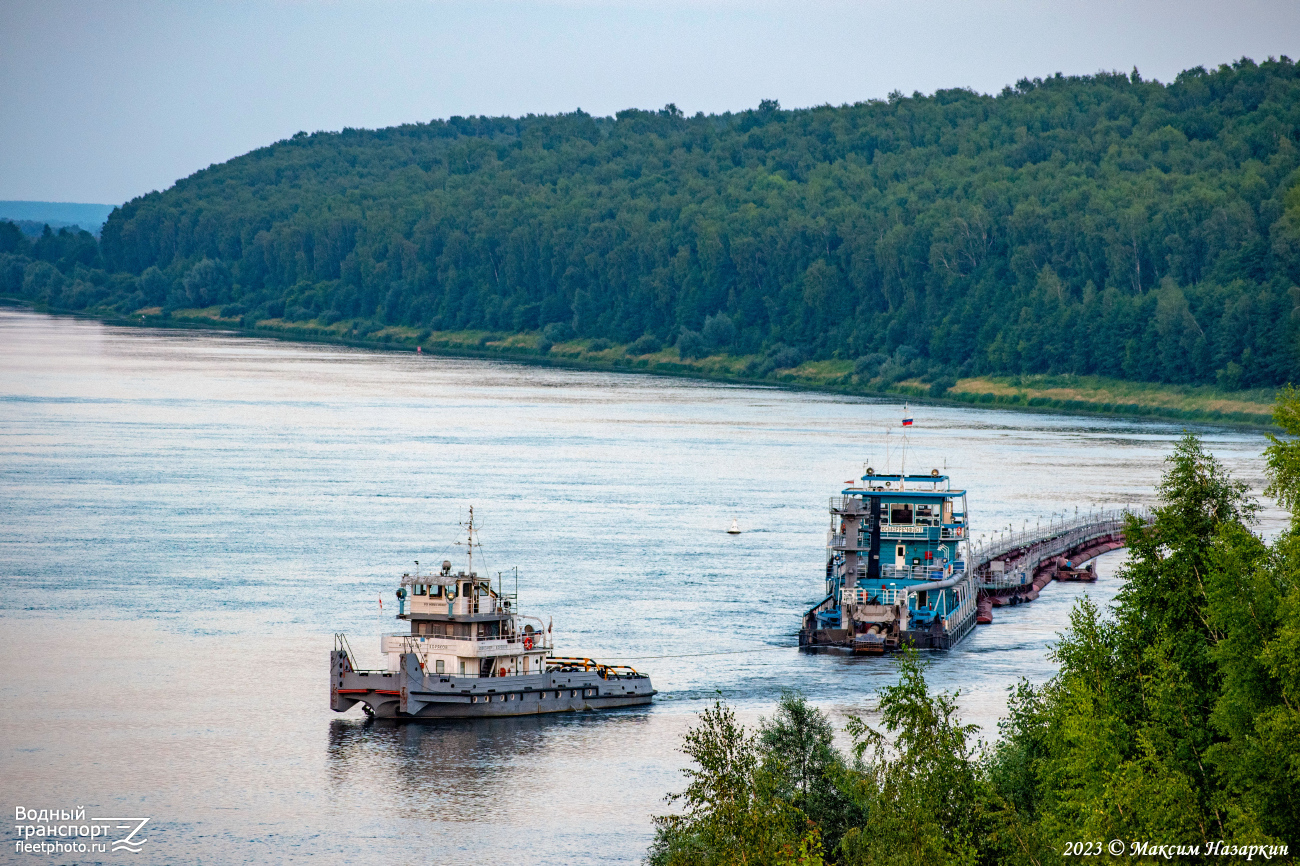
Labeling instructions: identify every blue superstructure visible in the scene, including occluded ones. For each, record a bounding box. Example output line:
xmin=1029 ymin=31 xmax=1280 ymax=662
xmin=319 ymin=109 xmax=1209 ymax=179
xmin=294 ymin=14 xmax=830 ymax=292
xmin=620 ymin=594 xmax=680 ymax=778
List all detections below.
xmin=800 ymin=469 xmax=978 ymax=652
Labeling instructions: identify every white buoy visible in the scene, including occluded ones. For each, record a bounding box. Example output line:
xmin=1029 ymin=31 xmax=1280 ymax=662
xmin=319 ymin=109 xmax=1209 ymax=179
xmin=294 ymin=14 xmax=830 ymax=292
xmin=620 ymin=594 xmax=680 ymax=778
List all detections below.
xmin=727 ymin=518 xmax=741 ymax=535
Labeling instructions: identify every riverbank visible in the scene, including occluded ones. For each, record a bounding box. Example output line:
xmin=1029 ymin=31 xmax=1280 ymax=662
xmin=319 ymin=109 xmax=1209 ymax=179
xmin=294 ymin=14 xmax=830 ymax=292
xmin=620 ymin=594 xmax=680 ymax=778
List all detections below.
xmin=6 ymin=299 xmax=1281 ymax=427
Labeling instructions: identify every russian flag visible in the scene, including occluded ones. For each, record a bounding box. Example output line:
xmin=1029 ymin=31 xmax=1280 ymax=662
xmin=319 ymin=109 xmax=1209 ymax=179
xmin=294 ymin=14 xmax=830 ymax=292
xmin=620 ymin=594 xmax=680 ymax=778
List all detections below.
xmin=902 ymin=417 xmax=913 ymax=427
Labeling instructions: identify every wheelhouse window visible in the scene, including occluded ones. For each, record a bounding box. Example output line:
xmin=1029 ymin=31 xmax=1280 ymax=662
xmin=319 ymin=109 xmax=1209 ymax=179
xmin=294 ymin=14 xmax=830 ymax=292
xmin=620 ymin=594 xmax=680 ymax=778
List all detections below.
xmin=890 ymin=504 xmax=913 ymax=525
xmin=414 ymin=584 xmax=427 ymax=596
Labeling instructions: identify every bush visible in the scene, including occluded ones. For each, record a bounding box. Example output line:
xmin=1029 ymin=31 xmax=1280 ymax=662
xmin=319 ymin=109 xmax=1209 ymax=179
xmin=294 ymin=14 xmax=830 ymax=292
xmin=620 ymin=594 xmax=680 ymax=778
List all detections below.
xmin=854 ymin=352 xmax=888 ymax=379
xmin=929 ymin=376 xmax=956 ymax=398
xmin=22 ymin=260 xmax=64 ymax=303
xmin=139 ymin=266 xmax=171 ymax=305
xmin=629 ymin=333 xmax=661 ymax=355
xmin=317 ymin=308 xmax=341 ymax=325
xmin=536 ymin=338 xmax=553 ymax=355
xmin=117 ymin=290 xmax=146 ymax=313
xmin=587 ymin=338 xmax=611 ymax=351
xmin=1216 ymin=361 xmax=1244 ymax=391
xmin=767 ymin=344 xmax=804 ymax=370
xmin=877 ymin=358 xmax=908 ymax=384
xmin=701 ymin=312 xmax=737 ymax=350
xmin=180 ymin=257 xmax=232 ymax=307
xmin=676 ymin=328 xmax=707 ymax=360
xmin=222 ymin=303 xmax=248 ymax=319
xmin=542 ymin=321 xmax=573 ymax=342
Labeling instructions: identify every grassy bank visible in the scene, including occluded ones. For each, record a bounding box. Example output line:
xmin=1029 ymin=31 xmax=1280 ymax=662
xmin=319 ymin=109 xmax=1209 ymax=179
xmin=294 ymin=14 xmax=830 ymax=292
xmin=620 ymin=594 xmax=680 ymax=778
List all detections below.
xmin=11 ymin=300 xmax=1283 ymax=427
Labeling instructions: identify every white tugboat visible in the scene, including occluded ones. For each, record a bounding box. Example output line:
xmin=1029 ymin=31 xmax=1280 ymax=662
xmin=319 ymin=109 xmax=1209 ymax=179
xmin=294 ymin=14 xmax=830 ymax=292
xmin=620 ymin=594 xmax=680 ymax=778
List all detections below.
xmin=330 ymin=507 xmax=655 ymax=719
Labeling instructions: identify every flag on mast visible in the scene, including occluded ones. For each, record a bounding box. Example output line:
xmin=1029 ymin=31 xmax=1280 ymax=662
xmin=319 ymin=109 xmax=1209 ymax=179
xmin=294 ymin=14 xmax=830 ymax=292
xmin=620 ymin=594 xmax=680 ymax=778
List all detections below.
xmin=902 ymin=404 xmax=913 ymax=427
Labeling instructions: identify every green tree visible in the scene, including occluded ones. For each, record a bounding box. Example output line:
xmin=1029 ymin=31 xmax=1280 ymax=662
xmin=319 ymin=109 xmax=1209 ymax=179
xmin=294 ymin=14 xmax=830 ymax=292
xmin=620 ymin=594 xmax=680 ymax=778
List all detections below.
xmin=839 ymin=649 xmax=1004 ymax=866
xmin=649 ymin=700 xmax=823 ymax=866
xmin=989 ymin=414 xmax=1299 ymax=850
xmin=1201 ymin=385 xmax=1300 ymax=840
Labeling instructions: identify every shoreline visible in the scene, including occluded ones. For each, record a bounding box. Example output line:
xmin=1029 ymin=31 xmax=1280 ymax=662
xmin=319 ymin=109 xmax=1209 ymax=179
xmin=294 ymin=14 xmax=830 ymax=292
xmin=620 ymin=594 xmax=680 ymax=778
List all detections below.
xmin=3 ymin=298 xmax=1280 ymax=429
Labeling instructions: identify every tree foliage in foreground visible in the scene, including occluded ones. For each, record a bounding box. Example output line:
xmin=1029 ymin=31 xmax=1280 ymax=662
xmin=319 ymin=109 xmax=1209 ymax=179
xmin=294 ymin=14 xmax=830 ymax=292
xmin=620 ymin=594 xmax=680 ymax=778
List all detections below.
xmin=651 ymin=389 xmax=1300 ymax=864
xmin=4 ymin=59 xmax=1300 ymax=389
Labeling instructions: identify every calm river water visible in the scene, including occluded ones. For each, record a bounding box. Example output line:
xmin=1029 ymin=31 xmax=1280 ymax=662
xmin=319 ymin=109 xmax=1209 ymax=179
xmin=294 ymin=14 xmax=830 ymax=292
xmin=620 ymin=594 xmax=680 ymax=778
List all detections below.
xmin=0 ymin=307 xmax=1283 ymax=864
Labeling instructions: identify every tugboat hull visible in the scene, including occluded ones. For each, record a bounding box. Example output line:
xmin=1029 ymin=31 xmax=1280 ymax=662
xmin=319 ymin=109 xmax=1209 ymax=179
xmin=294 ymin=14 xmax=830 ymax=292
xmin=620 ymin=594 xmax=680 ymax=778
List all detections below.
xmin=332 ymin=651 xmax=655 ymax=720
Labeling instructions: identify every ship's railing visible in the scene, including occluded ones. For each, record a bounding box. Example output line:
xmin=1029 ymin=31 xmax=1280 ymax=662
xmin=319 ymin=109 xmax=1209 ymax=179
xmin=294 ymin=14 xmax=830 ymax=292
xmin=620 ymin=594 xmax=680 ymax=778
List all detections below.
xmin=387 ymin=666 xmax=549 ymax=679
xmin=829 ymin=527 xmax=965 ymax=550
xmin=333 ymin=632 xmax=388 ymax=673
xmin=880 ymin=525 xmax=929 ymax=536
xmin=829 ymin=496 xmax=867 ymax=514
xmin=978 ymin=570 xmax=1032 ymax=589
xmin=838 ymin=564 xmax=958 ymax=585
xmin=881 ymin=564 xmax=954 ymax=581
xmin=943 ymin=576 xmax=978 ymax=634
xmin=843 ymin=572 xmax=979 ymax=630
xmin=408 ymin=596 xmax=512 ymax=616
xmin=842 ymin=586 xmax=908 ymax=607
xmin=968 ymin=508 xmax=1148 ymax=571
xmin=384 ymin=631 xmax=551 ymax=648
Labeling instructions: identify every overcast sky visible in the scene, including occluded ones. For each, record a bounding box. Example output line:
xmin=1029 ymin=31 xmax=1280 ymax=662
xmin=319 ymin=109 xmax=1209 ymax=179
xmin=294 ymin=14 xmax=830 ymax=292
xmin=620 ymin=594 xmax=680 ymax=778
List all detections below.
xmin=3 ymin=0 xmax=1298 ymax=205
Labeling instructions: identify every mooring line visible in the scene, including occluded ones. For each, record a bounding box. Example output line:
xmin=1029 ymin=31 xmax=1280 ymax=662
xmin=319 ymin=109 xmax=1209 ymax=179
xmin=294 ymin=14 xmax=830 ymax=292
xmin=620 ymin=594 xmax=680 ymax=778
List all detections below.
xmin=584 ymin=645 xmax=797 ymax=661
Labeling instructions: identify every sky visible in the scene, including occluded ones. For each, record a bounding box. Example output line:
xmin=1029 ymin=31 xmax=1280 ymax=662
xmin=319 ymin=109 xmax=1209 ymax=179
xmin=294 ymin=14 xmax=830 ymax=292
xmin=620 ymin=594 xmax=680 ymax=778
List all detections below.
xmin=3 ymin=0 xmax=1299 ymax=206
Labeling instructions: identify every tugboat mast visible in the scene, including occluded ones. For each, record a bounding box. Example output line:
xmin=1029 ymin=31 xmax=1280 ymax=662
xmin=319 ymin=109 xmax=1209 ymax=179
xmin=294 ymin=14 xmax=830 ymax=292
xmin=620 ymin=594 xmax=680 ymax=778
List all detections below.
xmin=457 ymin=505 xmax=478 ymax=576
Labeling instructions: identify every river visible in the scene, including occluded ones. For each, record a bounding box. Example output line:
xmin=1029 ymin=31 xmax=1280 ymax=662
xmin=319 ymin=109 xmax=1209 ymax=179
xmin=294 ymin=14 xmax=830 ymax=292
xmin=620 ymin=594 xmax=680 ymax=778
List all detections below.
xmin=0 ymin=307 xmax=1283 ymax=864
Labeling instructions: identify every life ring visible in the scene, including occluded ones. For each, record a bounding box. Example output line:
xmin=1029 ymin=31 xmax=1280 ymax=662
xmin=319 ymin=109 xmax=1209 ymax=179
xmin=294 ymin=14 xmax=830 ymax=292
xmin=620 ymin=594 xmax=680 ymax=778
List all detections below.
xmin=523 ymin=635 xmax=534 ymax=650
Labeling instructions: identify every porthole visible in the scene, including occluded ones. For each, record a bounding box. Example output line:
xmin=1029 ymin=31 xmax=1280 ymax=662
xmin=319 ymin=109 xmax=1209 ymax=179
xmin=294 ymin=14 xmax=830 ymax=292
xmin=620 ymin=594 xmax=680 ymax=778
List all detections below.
xmin=570 ymin=690 xmax=577 ymax=698
xmin=508 ymin=693 xmax=515 ymax=701
xmin=471 ymin=696 xmax=477 ymax=703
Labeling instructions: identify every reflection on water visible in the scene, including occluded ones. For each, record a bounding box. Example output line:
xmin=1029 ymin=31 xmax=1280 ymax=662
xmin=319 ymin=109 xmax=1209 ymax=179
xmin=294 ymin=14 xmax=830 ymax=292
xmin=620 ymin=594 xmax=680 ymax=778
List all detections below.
xmin=0 ymin=307 xmax=1284 ymax=864
xmin=326 ymin=709 xmax=658 ymax=820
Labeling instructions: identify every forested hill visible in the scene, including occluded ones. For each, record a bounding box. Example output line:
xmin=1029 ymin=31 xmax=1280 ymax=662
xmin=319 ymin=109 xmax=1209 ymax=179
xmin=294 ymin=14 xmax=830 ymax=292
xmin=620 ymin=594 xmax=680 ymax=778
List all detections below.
xmin=6 ymin=58 xmax=1300 ymax=389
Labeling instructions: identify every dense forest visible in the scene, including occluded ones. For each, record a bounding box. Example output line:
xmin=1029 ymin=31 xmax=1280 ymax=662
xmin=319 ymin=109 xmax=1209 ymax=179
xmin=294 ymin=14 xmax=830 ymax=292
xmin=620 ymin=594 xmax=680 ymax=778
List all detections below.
xmin=649 ymin=390 xmax=1300 ymax=865
xmin=3 ymin=57 xmax=1300 ymax=389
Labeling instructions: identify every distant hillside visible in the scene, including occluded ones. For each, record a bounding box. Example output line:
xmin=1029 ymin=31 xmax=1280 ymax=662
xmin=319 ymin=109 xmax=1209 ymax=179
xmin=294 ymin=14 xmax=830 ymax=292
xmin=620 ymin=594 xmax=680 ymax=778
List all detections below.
xmin=0 ymin=201 xmax=115 ymax=235
xmin=3 ymin=218 xmax=95 ymax=238
xmin=5 ymin=58 xmax=1300 ymax=391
